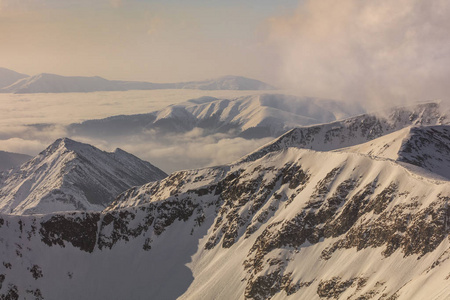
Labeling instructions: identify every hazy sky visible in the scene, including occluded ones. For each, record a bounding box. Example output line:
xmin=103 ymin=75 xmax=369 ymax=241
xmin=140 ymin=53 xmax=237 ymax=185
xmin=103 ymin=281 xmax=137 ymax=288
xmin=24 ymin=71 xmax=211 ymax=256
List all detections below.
xmin=1 ymin=0 xmax=450 ymax=105
xmin=0 ymin=0 xmax=298 ymax=83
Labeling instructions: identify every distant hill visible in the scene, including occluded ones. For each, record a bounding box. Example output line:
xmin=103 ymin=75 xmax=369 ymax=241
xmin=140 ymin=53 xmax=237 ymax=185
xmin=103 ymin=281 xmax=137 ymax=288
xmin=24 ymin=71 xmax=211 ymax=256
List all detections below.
xmin=0 ymin=67 xmax=28 ymax=88
xmin=0 ymin=68 xmax=276 ymax=93
xmin=2 ymin=73 xmax=124 ymax=93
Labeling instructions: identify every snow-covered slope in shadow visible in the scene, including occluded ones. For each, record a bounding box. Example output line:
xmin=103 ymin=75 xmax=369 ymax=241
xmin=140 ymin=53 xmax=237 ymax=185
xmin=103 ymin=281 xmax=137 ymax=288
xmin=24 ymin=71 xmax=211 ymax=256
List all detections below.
xmin=0 ymin=151 xmax=32 ymax=172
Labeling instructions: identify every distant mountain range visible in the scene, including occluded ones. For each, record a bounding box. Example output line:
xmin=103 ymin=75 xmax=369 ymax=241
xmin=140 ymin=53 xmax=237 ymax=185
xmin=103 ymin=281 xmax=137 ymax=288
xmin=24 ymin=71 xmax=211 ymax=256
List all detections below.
xmin=69 ymin=94 xmax=365 ymax=140
xmin=0 ymin=68 xmax=275 ymax=93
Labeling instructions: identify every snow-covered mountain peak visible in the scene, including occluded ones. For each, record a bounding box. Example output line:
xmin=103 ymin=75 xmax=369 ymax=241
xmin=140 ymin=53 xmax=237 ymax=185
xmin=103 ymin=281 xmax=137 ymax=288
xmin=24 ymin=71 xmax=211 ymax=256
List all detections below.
xmin=43 ymin=137 xmax=90 ymax=153
xmin=0 ymin=138 xmax=167 ymax=215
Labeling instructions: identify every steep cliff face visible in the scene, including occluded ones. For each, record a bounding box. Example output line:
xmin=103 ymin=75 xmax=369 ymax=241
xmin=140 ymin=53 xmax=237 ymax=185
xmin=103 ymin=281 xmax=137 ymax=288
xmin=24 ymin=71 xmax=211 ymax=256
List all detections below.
xmin=0 ymin=128 xmax=448 ymax=299
xmin=0 ymin=138 xmax=167 ymax=215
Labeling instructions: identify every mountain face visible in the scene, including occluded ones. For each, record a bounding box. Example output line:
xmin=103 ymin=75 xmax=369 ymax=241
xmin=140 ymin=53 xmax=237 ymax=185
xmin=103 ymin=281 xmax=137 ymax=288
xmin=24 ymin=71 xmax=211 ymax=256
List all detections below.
xmin=69 ymin=94 xmax=365 ymax=139
xmin=0 ymin=138 xmax=167 ymax=215
xmin=0 ymin=151 xmax=32 ymax=172
xmin=241 ymin=101 xmax=448 ymax=163
xmin=0 ymin=70 xmax=275 ymax=93
xmin=0 ymin=122 xmax=448 ymax=299
xmin=0 ymin=67 xmax=28 ymax=89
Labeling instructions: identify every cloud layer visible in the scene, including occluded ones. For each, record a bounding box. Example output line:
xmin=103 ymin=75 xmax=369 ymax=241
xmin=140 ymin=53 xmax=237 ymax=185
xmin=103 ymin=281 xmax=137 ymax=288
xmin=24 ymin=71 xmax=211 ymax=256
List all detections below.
xmin=0 ymin=90 xmax=277 ymax=173
xmin=268 ymin=0 xmax=450 ymax=108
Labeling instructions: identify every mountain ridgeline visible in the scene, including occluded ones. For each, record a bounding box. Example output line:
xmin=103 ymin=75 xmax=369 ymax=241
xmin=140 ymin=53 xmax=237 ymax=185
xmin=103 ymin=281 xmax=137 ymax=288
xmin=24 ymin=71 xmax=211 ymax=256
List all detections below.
xmin=240 ymin=101 xmax=448 ymax=162
xmin=69 ymin=94 xmax=365 ymax=139
xmin=0 ymin=138 xmax=167 ymax=215
xmin=0 ymin=67 xmax=275 ymax=93
xmin=0 ymin=102 xmax=448 ymax=299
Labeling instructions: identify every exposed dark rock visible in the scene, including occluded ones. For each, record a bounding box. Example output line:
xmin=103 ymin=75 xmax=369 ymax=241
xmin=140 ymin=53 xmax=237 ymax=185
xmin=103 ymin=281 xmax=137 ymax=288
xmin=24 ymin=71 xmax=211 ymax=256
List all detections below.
xmin=29 ymin=265 xmax=43 ymax=280
xmin=25 ymin=288 xmax=44 ymax=300
xmin=40 ymin=213 xmax=100 ymax=253
xmin=317 ymin=276 xmax=354 ymax=299
xmin=0 ymin=284 xmax=19 ymax=300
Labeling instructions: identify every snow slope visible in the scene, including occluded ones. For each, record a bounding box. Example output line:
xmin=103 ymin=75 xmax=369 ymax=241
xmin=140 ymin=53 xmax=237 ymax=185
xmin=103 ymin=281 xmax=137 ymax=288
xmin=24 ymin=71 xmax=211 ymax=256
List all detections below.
xmin=0 ymin=138 xmax=167 ymax=215
xmin=0 ymin=128 xmax=448 ymax=299
xmin=241 ymin=101 xmax=448 ymax=162
xmin=344 ymin=125 xmax=450 ymax=179
xmin=0 ymin=102 xmax=448 ymax=299
xmin=0 ymin=151 xmax=32 ymax=172
xmin=0 ymin=67 xmax=28 ymax=89
xmin=69 ymin=94 xmax=365 ymax=139
xmin=0 ymin=71 xmax=275 ymax=93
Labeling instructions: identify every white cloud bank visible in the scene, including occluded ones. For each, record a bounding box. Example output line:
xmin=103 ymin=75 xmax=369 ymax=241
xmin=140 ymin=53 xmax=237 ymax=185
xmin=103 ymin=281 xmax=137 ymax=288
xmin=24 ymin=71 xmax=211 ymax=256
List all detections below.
xmin=268 ymin=0 xmax=450 ymax=108
xmin=0 ymin=90 xmax=277 ymax=173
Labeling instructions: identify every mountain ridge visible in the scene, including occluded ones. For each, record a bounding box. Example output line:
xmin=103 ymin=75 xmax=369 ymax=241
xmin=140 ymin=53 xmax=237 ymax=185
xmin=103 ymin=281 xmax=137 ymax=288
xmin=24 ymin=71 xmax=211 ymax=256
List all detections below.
xmin=0 ymin=102 xmax=448 ymax=299
xmin=239 ymin=101 xmax=448 ymax=163
xmin=0 ymin=138 xmax=167 ymax=215
xmin=0 ymin=67 xmax=28 ymax=89
xmin=0 ymin=69 xmax=275 ymax=93
xmin=0 ymin=135 xmax=448 ymax=299
xmin=69 ymin=94 xmax=365 ymax=140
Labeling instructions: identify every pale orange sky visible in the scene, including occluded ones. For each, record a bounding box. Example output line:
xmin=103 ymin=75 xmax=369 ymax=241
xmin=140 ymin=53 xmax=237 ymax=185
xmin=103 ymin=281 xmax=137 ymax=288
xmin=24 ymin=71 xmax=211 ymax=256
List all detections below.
xmin=0 ymin=1 xmax=297 ymax=84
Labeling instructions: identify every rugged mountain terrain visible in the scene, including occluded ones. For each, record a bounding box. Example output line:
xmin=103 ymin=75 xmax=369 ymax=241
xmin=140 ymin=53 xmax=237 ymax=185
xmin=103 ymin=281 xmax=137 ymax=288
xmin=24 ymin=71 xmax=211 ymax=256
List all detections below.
xmin=241 ymin=101 xmax=448 ymax=163
xmin=345 ymin=125 xmax=450 ymax=179
xmin=0 ymin=119 xmax=448 ymax=299
xmin=0 ymin=138 xmax=167 ymax=215
xmin=0 ymin=70 xmax=275 ymax=93
xmin=0 ymin=151 xmax=32 ymax=172
xmin=69 ymin=94 xmax=365 ymax=139
xmin=0 ymin=68 xmax=28 ymax=89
